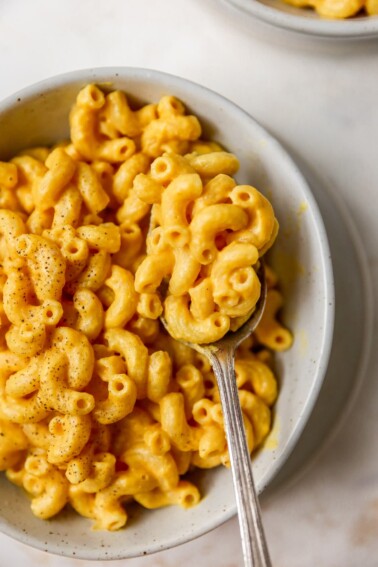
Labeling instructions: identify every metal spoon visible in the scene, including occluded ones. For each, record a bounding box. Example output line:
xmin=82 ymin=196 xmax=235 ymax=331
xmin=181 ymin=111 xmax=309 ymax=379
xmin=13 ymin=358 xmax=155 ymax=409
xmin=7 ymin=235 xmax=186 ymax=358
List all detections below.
xmin=161 ymin=262 xmax=272 ymax=567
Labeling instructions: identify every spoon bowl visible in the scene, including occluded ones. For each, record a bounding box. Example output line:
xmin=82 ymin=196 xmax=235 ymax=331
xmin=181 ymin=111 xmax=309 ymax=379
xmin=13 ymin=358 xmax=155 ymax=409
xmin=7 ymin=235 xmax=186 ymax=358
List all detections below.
xmin=193 ymin=260 xmax=267 ymax=354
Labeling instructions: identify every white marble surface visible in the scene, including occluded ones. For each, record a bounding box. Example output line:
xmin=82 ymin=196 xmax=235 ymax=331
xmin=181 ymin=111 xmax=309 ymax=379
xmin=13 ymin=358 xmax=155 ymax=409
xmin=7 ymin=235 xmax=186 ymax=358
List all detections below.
xmin=0 ymin=1 xmax=378 ymax=565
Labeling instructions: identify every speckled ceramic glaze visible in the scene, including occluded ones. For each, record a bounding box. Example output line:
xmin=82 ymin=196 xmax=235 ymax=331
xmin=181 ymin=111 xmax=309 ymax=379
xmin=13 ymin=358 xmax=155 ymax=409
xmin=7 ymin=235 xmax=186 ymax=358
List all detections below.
xmin=223 ymin=0 xmax=378 ymax=37
xmin=0 ymin=68 xmax=334 ymax=560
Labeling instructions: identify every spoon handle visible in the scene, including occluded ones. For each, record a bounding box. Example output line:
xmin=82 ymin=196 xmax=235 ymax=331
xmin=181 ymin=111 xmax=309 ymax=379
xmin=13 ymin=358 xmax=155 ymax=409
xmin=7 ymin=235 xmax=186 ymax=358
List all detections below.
xmin=208 ymin=348 xmax=272 ymax=567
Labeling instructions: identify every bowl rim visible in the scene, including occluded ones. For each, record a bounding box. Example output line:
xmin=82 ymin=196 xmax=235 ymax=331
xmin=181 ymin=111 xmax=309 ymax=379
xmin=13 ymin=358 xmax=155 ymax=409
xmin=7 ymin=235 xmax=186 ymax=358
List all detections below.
xmin=222 ymin=0 xmax=378 ymax=37
xmin=0 ymin=67 xmax=335 ymax=558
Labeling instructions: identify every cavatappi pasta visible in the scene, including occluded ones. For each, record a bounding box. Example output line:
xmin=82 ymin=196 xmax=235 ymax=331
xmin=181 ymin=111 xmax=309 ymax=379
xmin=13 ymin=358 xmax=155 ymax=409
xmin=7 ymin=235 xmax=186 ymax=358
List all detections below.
xmin=0 ymin=84 xmax=292 ymax=531
xmin=282 ymin=0 xmax=378 ymax=19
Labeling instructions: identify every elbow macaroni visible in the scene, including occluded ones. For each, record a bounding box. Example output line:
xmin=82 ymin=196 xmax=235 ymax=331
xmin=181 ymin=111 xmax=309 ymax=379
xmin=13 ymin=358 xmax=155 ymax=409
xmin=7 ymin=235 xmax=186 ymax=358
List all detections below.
xmin=0 ymin=84 xmax=293 ymax=530
xmin=281 ymin=0 xmax=377 ymax=18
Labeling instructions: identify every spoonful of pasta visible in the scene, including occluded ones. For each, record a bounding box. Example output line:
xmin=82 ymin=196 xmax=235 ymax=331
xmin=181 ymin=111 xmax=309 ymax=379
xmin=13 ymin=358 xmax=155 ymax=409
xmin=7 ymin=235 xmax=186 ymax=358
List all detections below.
xmin=134 ymin=154 xmax=277 ymax=567
xmin=167 ymin=260 xmax=270 ymax=567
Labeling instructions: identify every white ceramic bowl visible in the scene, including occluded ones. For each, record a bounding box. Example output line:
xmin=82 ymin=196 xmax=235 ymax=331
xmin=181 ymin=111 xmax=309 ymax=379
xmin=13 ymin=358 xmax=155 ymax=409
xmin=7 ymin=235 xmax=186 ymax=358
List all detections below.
xmin=223 ymin=0 xmax=378 ymax=38
xmin=0 ymin=68 xmax=334 ymax=560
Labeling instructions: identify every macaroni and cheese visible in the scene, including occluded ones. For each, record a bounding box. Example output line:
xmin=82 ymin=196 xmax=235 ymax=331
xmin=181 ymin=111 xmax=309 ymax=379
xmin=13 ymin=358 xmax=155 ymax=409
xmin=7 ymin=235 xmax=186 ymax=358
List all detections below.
xmin=0 ymin=84 xmax=292 ymax=530
xmin=282 ymin=0 xmax=378 ymax=18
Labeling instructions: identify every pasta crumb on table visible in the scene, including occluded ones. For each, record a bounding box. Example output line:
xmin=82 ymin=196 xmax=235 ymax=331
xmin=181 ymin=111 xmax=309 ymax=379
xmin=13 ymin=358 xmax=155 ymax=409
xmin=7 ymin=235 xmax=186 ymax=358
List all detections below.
xmin=0 ymin=84 xmax=292 ymax=531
